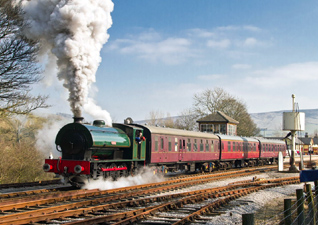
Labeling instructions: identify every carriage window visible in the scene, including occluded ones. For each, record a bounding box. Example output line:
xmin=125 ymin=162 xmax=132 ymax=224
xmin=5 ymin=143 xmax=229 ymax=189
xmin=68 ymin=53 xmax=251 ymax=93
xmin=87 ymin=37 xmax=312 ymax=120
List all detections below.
xmin=155 ymin=136 xmax=158 ymax=151
xmin=211 ymin=140 xmax=214 ymax=152
xmin=161 ymin=138 xmax=164 ymax=149
xmin=194 ymin=139 xmax=197 ymax=151
xmin=233 ymin=142 xmax=236 ymax=152
xmin=254 ymin=143 xmax=256 ymax=151
xmin=200 ymin=139 xmax=204 ymax=151
xmin=206 ymin=140 xmax=209 ymax=152
xmin=228 ymin=142 xmax=231 ymax=152
xmin=179 ymin=139 xmax=182 ymax=150
xmin=168 ymin=137 xmax=172 ymax=151
xmin=175 ymin=138 xmax=178 ymax=151
xmin=187 ymin=138 xmax=191 ymax=151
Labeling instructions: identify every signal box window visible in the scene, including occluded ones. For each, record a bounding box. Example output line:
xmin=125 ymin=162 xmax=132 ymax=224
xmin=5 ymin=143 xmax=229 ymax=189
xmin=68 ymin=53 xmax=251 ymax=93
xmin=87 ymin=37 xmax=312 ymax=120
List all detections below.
xmin=200 ymin=124 xmax=214 ymax=133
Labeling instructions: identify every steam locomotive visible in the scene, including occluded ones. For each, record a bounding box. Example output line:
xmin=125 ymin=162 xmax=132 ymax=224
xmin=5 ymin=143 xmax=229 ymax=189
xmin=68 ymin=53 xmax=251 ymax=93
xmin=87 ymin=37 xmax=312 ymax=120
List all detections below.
xmin=43 ymin=117 xmax=287 ymax=187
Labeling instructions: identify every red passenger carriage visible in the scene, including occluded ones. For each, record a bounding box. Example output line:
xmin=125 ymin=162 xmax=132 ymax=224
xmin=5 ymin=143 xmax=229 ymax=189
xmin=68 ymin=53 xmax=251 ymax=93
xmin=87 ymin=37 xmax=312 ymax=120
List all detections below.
xmin=136 ymin=125 xmax=220 ymax=172
xmin=255 ymin=137 xmax=287 ymax=164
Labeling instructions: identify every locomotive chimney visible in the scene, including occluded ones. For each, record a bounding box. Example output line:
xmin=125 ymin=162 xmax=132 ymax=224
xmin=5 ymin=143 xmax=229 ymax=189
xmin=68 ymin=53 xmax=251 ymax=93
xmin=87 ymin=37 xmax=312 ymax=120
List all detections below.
xmin=73 ymin=117 xmax=84 ymax=123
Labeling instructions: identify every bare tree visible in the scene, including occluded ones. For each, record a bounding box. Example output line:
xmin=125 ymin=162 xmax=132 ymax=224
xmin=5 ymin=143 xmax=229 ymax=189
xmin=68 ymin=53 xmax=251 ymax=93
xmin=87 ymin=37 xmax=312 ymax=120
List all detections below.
xmin=174 ymin=108 xmax=198 ymax=131
xmin=146 ymin=110 xmax=165 ymax=126
xmin=145 ymin=110 xmax=176 ymax=128
xmin=193 ymin=87 xmax=259 ymax=136
xmin=0 ymin=0 xmax=48 ymax=116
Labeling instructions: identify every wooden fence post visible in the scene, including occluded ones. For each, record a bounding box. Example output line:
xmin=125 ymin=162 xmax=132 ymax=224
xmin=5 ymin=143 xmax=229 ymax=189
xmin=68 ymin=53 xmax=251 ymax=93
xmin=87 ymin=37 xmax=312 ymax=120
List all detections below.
xmin=296 ymin=188 xmax=305 ymax=225
xmin=284 ymin=198 xmax=292 ymax=225
xmin=314 ymin=180 xmax=318 ymax=223
xmin=242 ymin=213 xmax=254 ymax=225
xmin=306 ymin=183 xmax=316 ymax=225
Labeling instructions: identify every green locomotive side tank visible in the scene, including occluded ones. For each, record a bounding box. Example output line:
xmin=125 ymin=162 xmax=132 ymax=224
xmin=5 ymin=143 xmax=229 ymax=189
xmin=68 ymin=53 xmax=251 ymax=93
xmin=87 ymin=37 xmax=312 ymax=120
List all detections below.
xmin=55 ymin=122 xmax=131 ymax=160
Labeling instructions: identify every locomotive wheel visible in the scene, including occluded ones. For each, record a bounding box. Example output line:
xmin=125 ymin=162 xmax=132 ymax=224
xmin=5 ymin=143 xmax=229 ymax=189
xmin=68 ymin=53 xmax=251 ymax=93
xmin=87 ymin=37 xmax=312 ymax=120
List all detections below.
xmin=110 ymin=163 xmax=120 ymax=180
xmin=120 ymin=163 xmax=128 ymax=177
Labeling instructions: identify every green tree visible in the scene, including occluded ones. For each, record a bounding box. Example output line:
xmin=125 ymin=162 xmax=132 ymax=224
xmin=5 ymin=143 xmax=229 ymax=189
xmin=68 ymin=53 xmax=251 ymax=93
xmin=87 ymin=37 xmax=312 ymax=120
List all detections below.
xmin=0 ymin=0 xmax=48 ymax=116
xmin=193 ymin=87 xmax=259 ymax=136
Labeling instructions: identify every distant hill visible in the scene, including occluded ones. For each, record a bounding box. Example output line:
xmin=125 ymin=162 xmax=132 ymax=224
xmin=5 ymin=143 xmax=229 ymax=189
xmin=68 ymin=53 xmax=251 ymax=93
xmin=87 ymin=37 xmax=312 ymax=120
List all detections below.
xmin=57 ymin=109 xmax=318 ymax=138
xmin=250 ymin=109 xmax=318 ymax=137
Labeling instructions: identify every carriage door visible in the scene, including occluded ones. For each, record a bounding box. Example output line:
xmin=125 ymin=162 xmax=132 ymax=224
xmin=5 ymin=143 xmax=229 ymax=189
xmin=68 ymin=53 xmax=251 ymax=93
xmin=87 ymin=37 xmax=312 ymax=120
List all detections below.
xmin=178 ymin=138 xmax=185 ymax=161
xmin=159 ymin=136 xmax=166 ymax=162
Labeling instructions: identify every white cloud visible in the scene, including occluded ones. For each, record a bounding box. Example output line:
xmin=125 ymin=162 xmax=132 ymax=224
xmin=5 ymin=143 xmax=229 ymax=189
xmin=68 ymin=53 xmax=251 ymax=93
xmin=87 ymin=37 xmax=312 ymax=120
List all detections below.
xmin=108 ymin=31 xmax=194 ymax=64
xmin=243 ymin=37 xmax=258 ymax=47
xmin=107 ymin=26 xmax=271 ymax=65
xmin=243 ymin=25 xmax=262 ymax=32
xmin=232 ymin=64 xmax=252 ymax=69
xmin=216 ymin=25 xmax=262 ymax=32
xmin=246 ymin=62 xmax=318 ymax=88
xmin=186 ymin=28 xmax=215 ymax=38
xmin=207 ymin=39 xmax=231 ymax=48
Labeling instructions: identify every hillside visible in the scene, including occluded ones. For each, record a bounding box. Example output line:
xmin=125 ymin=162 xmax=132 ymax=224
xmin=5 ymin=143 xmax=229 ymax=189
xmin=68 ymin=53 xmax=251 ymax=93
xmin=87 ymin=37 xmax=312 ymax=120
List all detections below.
xmin=250 ymin=109 xmax=318 ymax=137
xmin=56 ymin=109 xmax=318 ymax=138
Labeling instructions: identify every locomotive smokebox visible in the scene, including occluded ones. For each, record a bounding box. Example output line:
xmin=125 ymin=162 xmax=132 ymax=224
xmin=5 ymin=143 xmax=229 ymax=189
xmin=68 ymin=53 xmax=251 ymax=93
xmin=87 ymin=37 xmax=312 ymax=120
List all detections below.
xmin=73 ymin=117 xmax=84 ymax=123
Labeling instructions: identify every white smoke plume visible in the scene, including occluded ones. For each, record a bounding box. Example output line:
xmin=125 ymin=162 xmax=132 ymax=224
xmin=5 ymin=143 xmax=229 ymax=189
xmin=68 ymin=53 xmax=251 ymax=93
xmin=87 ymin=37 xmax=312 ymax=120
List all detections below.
xmin=35 ymin=116 xmax=71 ymax=158
xmin=82 ymin=167 xmax=165 ymax=190
xmin=19 ymin=0 xmax=114 ymax=126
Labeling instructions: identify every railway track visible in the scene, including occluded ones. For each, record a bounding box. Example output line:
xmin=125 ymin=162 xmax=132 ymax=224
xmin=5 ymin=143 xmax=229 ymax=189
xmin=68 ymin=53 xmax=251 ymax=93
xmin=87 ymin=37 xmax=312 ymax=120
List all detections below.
xmin=0 ymin=179 xmax=62 ymax=189
xmin=0 ymin=167 xmax=299 ymax=225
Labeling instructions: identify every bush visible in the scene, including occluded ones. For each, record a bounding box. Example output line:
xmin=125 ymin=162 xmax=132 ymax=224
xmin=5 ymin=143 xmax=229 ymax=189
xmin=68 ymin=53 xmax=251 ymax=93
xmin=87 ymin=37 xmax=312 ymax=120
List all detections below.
xmin=0 ymin=115 xmax=54 ymax=184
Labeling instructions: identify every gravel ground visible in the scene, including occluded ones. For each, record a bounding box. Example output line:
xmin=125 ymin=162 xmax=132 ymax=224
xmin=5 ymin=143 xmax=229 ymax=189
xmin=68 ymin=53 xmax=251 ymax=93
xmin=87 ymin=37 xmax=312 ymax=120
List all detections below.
xmin=147 ymin=166 xmax=305 ymax=225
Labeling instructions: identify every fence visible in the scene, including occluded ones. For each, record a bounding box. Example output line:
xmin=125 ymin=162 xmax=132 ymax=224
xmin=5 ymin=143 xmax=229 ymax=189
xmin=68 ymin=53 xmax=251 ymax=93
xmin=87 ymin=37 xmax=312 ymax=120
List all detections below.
xmin=242 ymin=180 xmax=318 ymax=225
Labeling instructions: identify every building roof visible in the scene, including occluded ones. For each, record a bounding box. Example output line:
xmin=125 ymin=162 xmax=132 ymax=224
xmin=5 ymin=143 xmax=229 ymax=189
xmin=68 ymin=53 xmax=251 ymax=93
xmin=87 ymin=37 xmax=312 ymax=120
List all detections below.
xmin=313 ymin=138 xmax=318 ymax=145
xmin=196 ymin=111 xmax=239 ymax=124
xmin=299 ymin=137 xmax=312 ymax=145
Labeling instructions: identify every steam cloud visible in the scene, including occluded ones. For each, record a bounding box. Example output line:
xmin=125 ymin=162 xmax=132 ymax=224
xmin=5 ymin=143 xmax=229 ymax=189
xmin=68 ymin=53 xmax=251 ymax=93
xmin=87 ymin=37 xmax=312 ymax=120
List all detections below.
xmin=19 ymin=0 xmax=114 ymax=126
xmin=82 ymin=167 xmax=164 ymax=190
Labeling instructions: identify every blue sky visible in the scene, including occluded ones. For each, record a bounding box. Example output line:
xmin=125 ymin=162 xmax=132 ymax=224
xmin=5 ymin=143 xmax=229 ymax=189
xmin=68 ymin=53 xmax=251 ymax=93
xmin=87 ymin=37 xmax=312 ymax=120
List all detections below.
xmin=36 ymin=0 xmax=318 ymax=122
